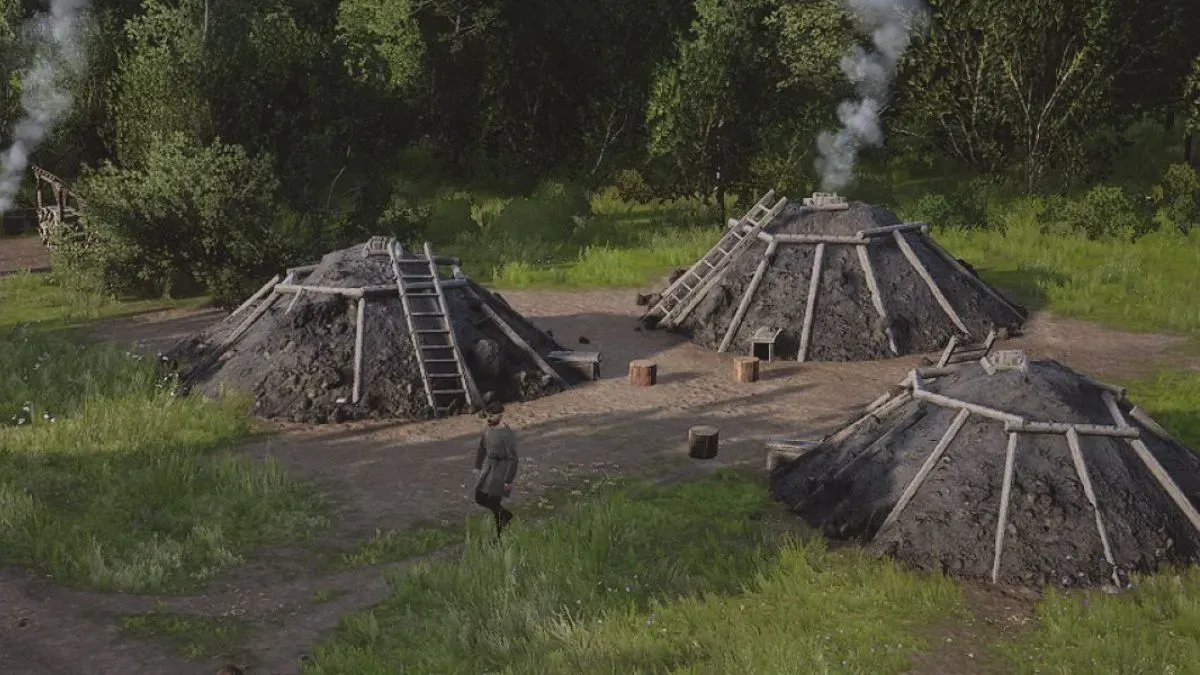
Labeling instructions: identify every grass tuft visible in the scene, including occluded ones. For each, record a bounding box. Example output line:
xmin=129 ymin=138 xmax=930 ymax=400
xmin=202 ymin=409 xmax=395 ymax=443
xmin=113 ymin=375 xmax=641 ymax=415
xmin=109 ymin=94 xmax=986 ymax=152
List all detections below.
xmin=120 ymin=609 xmax=252 ymax=661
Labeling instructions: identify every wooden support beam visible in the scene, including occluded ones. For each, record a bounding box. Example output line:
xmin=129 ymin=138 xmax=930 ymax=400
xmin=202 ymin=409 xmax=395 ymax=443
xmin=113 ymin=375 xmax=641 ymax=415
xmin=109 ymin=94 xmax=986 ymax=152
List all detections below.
xmin=1129 ymin=406 xmax=1183 ymax=447
xmin=285 ymin=287 xmax=304 ymax=314
xmin=797 ymin=242 xmax=826 ymax=361
xmin=663 ymin=265 xmax=728 ymax=328
xmin=352 ymin=297 xmax=366 ymax=403
xmin=227 ymin=274 xmax=282 ymax=323
xmin=910 ymin=369 xmax=1025 ymax=424
xmin=219 ymin=292 xmax=278 ymax=352
xmin=718 ymin=241 xmax=777 ymax=353
xmin=855 ymin=243 xmax=898 ymax=355
xmin=894 ymin=230 xmax=969 ymax=335
xmin=471 ymin=288 xmax=568 ymax=388
xmin=1065 ymin=427 xmax=1119 ymax=582
xmin=770 ymin=233 xmax=867 ymax=245
xmin=1104 ymin=394 xmax=1200 ymax=539
xmin=921 ymin=235 xmax=1026 ymax=322
xmin=991 ymin=432 xmax=1019 ymax=583
xmin=1003 ymin=421 xmax=1140 ymax=437
xmin=855 ymin=222 xmax=928 ymax=238
xmin=875 ymin=408 xmax=971 ymax=539
xmin=936 ymin=335 xmax=961 ymax=368
xmin=274 ymin=279 xmax=467 ymax=297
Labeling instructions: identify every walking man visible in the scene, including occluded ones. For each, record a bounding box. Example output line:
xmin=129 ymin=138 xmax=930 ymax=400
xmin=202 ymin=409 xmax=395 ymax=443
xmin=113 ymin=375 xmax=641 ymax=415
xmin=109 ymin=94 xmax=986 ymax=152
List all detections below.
xmin=474 ymin=403 xmax=518 ymax=538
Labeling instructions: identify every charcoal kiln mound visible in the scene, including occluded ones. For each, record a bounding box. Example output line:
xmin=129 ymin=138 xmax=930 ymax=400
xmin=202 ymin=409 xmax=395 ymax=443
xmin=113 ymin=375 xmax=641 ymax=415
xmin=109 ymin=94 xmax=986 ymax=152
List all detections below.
xmin=769 ymin=347 xmax=1200 ymax=588
xmin=639 ymin=191 xmax=1027 ymax=362
xmin=170 ymin=237 xmax=594 ymax=424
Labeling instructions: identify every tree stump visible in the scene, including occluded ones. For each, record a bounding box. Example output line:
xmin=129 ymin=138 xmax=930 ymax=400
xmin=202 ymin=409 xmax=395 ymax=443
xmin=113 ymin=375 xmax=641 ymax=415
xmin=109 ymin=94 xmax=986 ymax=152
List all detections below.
xmin=688 ymin=425 xmax=719 ymax=459
xmin=629 ymin=359 xmax=657 ymax=386
xmin=733 ymin=356 xmax=760 ymax=383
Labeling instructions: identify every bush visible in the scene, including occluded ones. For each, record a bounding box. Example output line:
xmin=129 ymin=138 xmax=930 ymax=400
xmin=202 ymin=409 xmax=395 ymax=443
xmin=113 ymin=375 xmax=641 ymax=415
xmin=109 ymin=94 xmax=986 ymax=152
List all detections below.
xmin=902 ymin=190 xmax=987 ymax=229
xmin=68 ymin=134 xmax=282 ymax=306
xmin=1151 ymin=163 xmax=1200 ymax=234
xmin=610 ymin=168 xmax=656 ymax=203
xmin=1040 ymin=184 xmax=1150 ymax=239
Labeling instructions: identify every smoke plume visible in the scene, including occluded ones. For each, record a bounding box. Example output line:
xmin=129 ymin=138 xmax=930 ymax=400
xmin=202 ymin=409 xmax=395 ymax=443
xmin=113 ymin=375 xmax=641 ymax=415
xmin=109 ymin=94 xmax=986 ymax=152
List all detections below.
xmin=815 ymin=0 xmax=926 ymax=192
xmin=0 ymin=0 xmax=92 ymax=215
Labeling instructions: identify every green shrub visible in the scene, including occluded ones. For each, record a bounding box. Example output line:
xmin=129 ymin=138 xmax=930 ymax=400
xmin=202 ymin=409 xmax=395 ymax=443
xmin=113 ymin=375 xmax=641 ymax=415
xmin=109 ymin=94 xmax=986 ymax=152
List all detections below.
xmin=1041 ymin=184 xmax=1150 ymax=239
xmin=1151 ymin=163 xmax=1200 ymax=234
xmin=68 ymin=134 xmax=281 ymax=306
xmin=611 ymin=168 xmax=656 ymax=203
xmin=901 ymin=189 xmax=987 ymax=229
xmin=420 ymin=192 xmax=476 ymax=245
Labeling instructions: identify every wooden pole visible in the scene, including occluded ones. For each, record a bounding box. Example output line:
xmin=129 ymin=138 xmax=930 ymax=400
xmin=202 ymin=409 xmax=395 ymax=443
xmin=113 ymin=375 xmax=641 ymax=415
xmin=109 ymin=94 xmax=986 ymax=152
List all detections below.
xmin=663 ymin=264 xmax=728 ymax=328
xmin=893 ymin=230 xmax=970 ymax=335
xmin=1104 ymin=394 xmax=1200 ymax=539
xmin=226 ymin=274 xmax=282 ymax=323
xmin=629 ymin=359 xmax=657 ymax=386
xmin=351 ymin=297 xmax=367 ymax=403
xmin=688 ymin=425 xmax=719 ymax=459
xmin=797 ymin=242 xmax=826 ymax=362
xmin=991 ymin=432 xmax=1019 ymax=583
xmin=274 ymin=280 xmax=467 ymax=297
xmin=875 ymin=408 xmax=971 ymax=539
xmin=469 ymin=288 xmax=566 ymax=390
xmin=1003 ymin=421 xmax=1140 ymax=437
xmin=769 ymin=233 xmax=868 ymax=245
xmin=718 ymin=241 xmax=777 ymax=353
xmin=733 ymin=356 xmax=759 ymax=383
xmin=921 ymin=235 xmax=1026 ymax=322
xmin=1065 ymin=427 xmax=1118 ymax=581
xmin=855 ymin=222 xmax=928 ymax=237
xmin=855 ymin=243 xmax=898 ymax=355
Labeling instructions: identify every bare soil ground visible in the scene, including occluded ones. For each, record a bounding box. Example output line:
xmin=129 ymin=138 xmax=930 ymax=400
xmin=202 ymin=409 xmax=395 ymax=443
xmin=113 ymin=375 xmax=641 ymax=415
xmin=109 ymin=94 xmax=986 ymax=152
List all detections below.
xmin=0 ymin=234 xmax=50 ymax=276
xmin=1 ymin=287 xmax=1194 ymax=674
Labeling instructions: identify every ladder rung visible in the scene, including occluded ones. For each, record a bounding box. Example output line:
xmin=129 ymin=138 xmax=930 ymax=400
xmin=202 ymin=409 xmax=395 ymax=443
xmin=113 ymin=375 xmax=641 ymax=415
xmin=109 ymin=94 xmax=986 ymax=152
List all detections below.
xmin=409 ymin=312 xmax=444 ymax=317
xmin=432 ymin=389 xmax=466 ymax=395
xmin=428 ymin=373 xmax=462 ymax=378
xmin=416 ymin=329 xmax=450 ymax=334
xmin=424 ymin=358 xmax=458 ymax=362
xmin=406 ymin=292 xmax=438 ymax=297
xmin=404 ymin=275 xmax=435 ymax=281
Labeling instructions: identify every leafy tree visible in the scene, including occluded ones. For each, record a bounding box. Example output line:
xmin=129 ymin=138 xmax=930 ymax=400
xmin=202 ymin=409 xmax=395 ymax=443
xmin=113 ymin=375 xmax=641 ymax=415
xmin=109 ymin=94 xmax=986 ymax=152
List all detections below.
xmin=1185 ymin=56 xmax=1200 ymax=165
xmin=71 ymin=133 xmax=281 ymax=306
xmin=110 ymin=0 xmax=211 ymax=167
xmin=0 ymin=0 xmax=20 ymax=142
xmin=336 ymin=0 xmax=425 ymax=93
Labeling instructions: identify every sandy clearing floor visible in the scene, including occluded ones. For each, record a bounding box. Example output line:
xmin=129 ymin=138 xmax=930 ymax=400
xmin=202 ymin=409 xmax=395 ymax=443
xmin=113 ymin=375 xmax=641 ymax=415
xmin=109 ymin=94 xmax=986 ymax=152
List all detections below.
xmin=1 ymin=287 xmax=1195 ymax=674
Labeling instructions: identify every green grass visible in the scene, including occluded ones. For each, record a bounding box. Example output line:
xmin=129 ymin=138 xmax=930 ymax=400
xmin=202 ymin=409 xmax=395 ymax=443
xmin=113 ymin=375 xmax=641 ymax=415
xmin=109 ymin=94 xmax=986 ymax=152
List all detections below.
xmin=936 ymin=203 xmax=1200 ymax=336
xmin=338 ymin=526 xmax=462 ymax=568
xmin=121 ymin=609 xmax=252 ymax=661
xmin=1000 ymin=569 xmax=1200 ymax=674
xmin=303 ymin=471 xmax=963 ymax=674
xmin=0 ymin=326 xmax=326 ymax=592
xmin=0 ymin=270 xmax=207 ymax=330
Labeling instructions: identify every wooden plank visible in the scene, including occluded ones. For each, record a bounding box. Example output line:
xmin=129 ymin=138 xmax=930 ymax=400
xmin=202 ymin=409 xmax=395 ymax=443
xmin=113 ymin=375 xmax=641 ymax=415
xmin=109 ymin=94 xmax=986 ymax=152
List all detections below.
xmin=911 ymin=388 xmax=1024 ymax=425
xmin=718 ymin=240 xmax=778 ymax=353
xmin=991 ymin=432 xmax=1019 ymax=583
xmin=922 ymin=235 xmax=1026 ymax=322
xmin=662 ymin=264 xmax=728 ymax=328
xmin=893 ymin=230 xmax=969 ymax=334
xmin=797 ymin=242 xmax=826 ymax=362
xmin=351 ymin=297 xmax=367 ymax=403
xmin=855 ymin=243 xmax=899 ymax=355
xmin=472 ymin=287 xmax=568 ymax=388
xmin=875 ymin=408 xmax=971 ymax=539
xmin=275 ymin=280 xmax=467 ymax=297
xmin=1065 ymin=427 xmax=1118 ymax=578
xmin=1103 ymin=394 xmax=1200 ymax=539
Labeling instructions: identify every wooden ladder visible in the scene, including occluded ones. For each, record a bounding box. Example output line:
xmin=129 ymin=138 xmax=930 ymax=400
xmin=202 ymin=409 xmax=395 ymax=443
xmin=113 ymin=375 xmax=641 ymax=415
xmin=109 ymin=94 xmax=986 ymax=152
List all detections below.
xmin=389 ymin=240 xmax=479 ymax=417
xmin=646 ymin=190 xmax=788 ymax=329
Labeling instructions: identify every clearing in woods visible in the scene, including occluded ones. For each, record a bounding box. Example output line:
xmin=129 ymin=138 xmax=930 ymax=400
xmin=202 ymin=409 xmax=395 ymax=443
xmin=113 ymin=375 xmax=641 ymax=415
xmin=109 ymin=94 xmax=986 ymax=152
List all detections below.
xmin=0 ymin=281 xmax=1196 ymax=674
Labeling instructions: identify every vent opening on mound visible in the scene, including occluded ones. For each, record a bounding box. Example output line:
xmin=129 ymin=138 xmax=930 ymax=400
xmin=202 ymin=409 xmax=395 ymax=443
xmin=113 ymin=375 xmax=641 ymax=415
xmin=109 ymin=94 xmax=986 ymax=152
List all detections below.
xmin=770 ymin=357 xmax=1200 ymax=589
xmin=638 ymin=190 xmax=1027 ymax=363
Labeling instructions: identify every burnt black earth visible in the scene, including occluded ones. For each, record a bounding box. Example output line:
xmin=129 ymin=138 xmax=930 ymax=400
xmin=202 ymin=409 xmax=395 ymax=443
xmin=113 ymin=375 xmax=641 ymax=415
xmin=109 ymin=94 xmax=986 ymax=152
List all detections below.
xmin=770 ymin=358 xmax=1200 ymax=588
xmin=665 ymin=201 xmax=1028 ymax=360
xmin=170 ymin=243 xmax=582 ymax=424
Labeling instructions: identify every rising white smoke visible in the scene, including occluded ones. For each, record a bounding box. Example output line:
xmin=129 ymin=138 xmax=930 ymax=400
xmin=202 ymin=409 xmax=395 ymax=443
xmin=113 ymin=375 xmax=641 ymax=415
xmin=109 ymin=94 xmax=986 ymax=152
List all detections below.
xmin=0 ymin=0 xmax=92 ymax=215
xmin=815 ymin=0 xmax=927 ymax=192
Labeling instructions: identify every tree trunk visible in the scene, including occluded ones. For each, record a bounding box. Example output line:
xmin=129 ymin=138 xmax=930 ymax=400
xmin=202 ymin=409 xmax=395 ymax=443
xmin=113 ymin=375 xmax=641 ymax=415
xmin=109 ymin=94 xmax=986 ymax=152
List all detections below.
xmin=733 ymin=356 xmax=759 ymax=383
xmin=688 ymin=425 xmax=719 ymax=459
xmin=628 ymin=359 xmax=657 ymax=386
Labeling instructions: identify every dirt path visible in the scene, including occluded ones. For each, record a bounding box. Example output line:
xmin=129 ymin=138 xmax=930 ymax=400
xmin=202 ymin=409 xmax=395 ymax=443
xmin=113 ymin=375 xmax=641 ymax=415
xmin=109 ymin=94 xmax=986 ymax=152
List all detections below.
xmin=1 ymin=288 xmax=1195 ymax=674
xmin=0 ymin=235 xmax=50 ymax=276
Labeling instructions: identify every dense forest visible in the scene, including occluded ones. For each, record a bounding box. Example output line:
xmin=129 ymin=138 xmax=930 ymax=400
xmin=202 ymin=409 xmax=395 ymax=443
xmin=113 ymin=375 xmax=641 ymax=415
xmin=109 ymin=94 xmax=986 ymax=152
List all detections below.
xmin=0 ymin=0 xmax=1198 ymax=304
